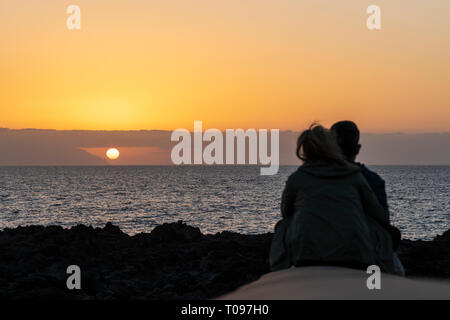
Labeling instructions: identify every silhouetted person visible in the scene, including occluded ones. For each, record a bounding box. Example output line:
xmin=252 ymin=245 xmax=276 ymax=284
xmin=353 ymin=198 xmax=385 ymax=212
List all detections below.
xmin=270 ymin=124 xmax=397 ymax=274
xmin=330 ymin=121 xmax=388 ymax=212
xmin=331 ymin=120 xmax=404 ymax=275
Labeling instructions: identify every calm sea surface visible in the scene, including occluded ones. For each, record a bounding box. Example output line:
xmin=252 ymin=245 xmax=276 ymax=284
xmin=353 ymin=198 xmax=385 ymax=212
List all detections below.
xmin=0 ymin=166 xmax=448 ymax=240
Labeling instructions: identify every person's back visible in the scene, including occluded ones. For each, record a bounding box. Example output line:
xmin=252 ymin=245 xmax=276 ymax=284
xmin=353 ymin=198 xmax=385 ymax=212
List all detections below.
xmin=281 ymin=162 xmax=389 ymax=269
xmin=270 ymin=124 xmax=396 ymax=273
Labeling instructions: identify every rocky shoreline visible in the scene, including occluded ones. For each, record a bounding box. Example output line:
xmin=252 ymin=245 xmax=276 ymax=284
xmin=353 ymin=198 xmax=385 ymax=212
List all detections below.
xmin=0 ymin=221 xmax=449 ymax=299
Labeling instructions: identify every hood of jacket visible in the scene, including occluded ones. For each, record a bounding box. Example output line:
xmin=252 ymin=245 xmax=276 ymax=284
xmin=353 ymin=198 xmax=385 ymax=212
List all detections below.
xmin=298 ymin=161 xmax=360 ymax=178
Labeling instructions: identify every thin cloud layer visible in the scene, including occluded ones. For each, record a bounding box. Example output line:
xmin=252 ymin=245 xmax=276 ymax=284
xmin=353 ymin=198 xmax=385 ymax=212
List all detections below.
xmin=0 ymin=128 xmax=449 ymax=166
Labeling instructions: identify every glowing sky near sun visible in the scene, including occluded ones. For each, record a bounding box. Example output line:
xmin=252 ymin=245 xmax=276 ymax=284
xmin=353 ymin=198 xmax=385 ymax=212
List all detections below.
xmin=1 ymin=0 xmax=450 ymax=132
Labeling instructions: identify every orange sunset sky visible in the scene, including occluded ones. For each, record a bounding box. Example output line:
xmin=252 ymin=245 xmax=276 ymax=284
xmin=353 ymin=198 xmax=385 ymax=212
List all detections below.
xmin=1 ymin=0 xmax=450 ymax=133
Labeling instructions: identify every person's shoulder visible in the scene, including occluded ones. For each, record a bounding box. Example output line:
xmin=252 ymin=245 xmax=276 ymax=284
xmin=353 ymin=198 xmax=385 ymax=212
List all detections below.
xmin=286 ymin=165 xmax=310 ymax=183
xmin=289 ymin=166 xmax=306 ymax=179
xmin=355 ymin=162 xmax=385 ymax=185
xmin=282 ymin=167 xmax=304 ymax=191
xmin=283 ymin=166 xmax=298 ymax=181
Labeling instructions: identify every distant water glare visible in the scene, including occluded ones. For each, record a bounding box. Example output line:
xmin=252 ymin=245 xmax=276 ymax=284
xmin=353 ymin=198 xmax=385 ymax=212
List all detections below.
xmin=0 ymin=166 xmax=448 ymax=240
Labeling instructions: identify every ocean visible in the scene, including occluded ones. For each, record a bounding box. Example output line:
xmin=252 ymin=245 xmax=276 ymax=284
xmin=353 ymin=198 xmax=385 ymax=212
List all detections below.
xmin=0 ymin=166 xmax=448 ymax=240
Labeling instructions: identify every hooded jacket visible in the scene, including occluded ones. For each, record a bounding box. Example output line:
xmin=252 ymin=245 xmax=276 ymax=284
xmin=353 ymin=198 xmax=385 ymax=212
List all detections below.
xmin=270 ymin=162 xmax=396 ymax=273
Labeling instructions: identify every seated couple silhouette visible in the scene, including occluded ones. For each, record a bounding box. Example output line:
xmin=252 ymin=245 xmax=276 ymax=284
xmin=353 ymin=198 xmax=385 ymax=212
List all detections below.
xmin=270 ymin=121 xmax=404 ymax=275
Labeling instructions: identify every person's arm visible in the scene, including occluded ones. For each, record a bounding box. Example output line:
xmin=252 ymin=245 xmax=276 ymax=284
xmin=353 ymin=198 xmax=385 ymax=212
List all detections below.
xmin=358 ymin=173 xmax=402 ymax=250
xmin=376 ymin=179 xmax=389 ymax=211
xmin=360 ymin=166 xmax=389 ymax=213
xmin=368 ymin=173 xmax=389 ymax=212
xmin=358 ymin=173 xmax=390 ymax=226
xmin=281 ymin=176 xmax=297 ymax=219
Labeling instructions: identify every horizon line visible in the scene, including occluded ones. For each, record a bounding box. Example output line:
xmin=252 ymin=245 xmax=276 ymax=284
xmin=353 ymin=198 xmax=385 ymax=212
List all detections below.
xmin=1 ymin=127 xmax=450 ymax=135
xmin=1 ymin=164 xmax=450 ymax=167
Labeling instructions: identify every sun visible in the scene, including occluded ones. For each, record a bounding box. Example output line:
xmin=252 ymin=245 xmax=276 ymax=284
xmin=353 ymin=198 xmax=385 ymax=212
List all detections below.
xmin=106 ymin=148 xmax=120 ymax=160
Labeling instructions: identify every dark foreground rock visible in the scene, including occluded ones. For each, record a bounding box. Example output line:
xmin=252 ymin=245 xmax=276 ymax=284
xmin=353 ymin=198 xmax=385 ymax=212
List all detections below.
xmin=0 ymin=221 xmax=449 ymax=299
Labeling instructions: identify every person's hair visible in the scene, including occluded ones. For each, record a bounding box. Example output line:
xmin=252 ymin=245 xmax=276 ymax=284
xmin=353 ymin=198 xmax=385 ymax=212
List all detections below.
xmin=330 ymin=121 xmax=360 ymax=158
xmin=296 ymin=123 xmax=347 ymax=165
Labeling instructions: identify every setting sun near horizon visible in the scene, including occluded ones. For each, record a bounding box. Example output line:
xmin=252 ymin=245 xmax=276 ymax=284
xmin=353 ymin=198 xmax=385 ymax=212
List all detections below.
xmin=106 ymin=148 xmax=120 ymax=160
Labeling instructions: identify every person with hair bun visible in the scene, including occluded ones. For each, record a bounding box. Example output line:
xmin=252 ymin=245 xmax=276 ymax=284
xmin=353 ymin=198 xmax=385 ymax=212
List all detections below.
xmin=270 ymin=124 xmax=398 ymax=274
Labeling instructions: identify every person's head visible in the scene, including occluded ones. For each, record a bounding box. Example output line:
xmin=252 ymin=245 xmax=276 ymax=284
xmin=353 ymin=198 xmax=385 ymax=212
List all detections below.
xmin=330 ymin=121 xmax=361 ymax=161
xmin=296 ymin=123 xmax=347 ymax=166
